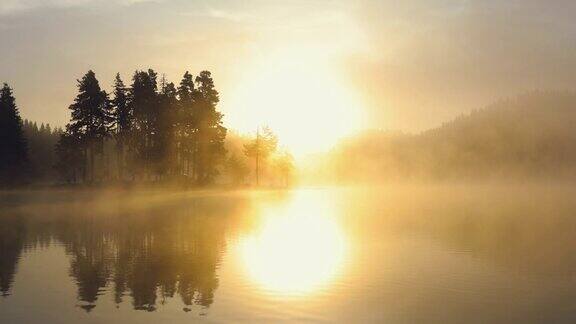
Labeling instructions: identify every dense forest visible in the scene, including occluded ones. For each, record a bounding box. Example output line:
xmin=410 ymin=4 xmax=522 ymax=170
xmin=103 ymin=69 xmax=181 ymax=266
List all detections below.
xmin=23 ymin=120 xmax=62 ymax=183
xmin=0 ymin=72 xmax=294 ymax=188
xmin=319 ymin=91 xmax=576 ymax=183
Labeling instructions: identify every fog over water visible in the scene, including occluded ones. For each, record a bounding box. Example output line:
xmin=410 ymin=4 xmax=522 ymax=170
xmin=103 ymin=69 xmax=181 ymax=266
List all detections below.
xmin=2 ymin=1 xmax=576 ymax=323
xmin=1 ymin=184 xmax=576 ymax=323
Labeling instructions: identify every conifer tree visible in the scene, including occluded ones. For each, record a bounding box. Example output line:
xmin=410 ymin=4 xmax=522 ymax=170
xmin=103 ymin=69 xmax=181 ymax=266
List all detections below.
xmin=195 ymin=71 xmax=226 ymax=184
xmin=61 ymin=71 xmax=112 ymax=183
xmin=177 ymin=71 xmax=197 ymax=178
xmin=53 ymin=68 xmax=231 ymax=186
xmin=111 ymin=73 xmax=131 ymax=180
xmin=129 ymin=69 xmax=159 ymax=179
xmin=0 ymin=83 xmax=28 ymax=185
xmin=157 ymin=77 xmax=178 ymax=177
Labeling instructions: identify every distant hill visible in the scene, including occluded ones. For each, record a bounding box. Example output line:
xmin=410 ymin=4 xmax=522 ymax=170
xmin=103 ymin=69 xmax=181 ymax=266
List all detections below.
xmin=330 ymin=91 xmax=576 ymax=182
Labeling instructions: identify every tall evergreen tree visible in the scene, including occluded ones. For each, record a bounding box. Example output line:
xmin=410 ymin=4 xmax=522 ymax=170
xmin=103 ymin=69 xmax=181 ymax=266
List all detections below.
xmin=60 ymin=71 xmax=112 ymax=183
xmin=111 ymin=73 xmax=131 ymax=180
xmin=0 ymin=83 xmax=28 ymax=185
xmin=157 ymin=77 xmax=178 ymax=177
xmin=195 ymin=71 xmax=226 ymax=184
xmin=176 ymin=71 xmax=197 ymax=178
xmin=129 ymin=69 xmax=159 ymax=179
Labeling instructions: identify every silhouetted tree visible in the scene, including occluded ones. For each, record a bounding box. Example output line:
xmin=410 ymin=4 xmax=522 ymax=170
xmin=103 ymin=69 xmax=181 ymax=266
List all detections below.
xmin=60 ymin=71 xmax=112 ymax=183
xmin=195 ymin=71 xmax=227 ymax=184
xmin=111 ymin=73 xmax=131 ymax=180
xmin=0 ymin=83 xmax=28 ymax=186
xmin=156 ymin=76 xmax=178 ymax=178
xmin=50 ymin=68 xmax=235 ymax=186
xmin=176 ymin=71 xmax=197 ymax=179
xmin=129 ymin=69 xmax=160 ymax=179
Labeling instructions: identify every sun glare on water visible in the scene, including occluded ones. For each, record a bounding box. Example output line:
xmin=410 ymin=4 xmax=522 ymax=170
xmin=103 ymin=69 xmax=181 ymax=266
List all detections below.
xmin=238 ymin=192 xmax=348 ymax=296
xmin=224 ymin=48 xmax=365 ymax=158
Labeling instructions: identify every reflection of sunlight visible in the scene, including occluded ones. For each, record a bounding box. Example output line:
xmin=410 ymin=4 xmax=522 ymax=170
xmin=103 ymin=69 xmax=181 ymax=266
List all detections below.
xmin=239 ymin=193 xmax=347 ymax=296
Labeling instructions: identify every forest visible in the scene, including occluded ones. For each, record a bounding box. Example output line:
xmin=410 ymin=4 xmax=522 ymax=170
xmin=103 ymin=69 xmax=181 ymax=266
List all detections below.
xmin=309 ymin=91 xmax=576 ymax=183
xmin=4 ymin=72 xmax=576 ymax=188
xmin=0 ymin=71 xmax=294 ymax=188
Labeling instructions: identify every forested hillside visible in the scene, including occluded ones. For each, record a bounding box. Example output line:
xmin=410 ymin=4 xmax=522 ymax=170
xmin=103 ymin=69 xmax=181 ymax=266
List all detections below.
xmin=330 ymin=92 xmax=576 ymax=182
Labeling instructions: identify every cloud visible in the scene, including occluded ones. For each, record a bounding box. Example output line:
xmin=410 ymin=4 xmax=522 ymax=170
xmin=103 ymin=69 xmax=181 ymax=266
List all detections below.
xmin=206 ymin=7 xmax=251 ymax=22
xmin=0 ymin=0 xmax=161 ymax=15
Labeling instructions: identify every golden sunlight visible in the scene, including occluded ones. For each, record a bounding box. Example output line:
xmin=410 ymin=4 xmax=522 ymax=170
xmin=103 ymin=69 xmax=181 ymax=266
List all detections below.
xmin=238 ymin=192 xmax=347 ymax=296
xmin=224 ymin=48 xmax=365 ymax=157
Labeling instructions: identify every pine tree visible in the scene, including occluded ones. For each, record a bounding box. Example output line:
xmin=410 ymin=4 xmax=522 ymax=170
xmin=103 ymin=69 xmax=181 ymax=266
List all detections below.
xmin=129 ymin=69 xmax=159 ymax=179
xmin=111 ymin=73 xmax=131 ymax=180
xmin=62 ymin=71 xmax=112 ymax=183
xmin=0 ymin=83 xmax=28 ymax=186
xmin=52 ymin=68 xmax=231 ymax=186
xmin=177 ymin=71 xmax=197 ymax=179
xmin=195 ymin=71 xmax=227 ymax=184
xmin=157 ymin=77 xmax=178 ymax=178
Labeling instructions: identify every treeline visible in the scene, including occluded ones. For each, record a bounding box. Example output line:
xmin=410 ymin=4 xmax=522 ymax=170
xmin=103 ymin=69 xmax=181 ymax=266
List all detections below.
xmin=0 ymin=72 xmax=294 ymax=188
xmin=55 ymin=69 xmax=226 ymax=185
xmin=0 ymin=84 xmax=62 ymax=186
xmin=321 ymin=91 xmax=576 ymax=183
xmin=23 ymin=120 xmax=62 ymax=183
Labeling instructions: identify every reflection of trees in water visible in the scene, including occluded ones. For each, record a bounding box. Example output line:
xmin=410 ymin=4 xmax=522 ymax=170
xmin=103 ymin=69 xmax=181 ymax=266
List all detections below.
xmin=0 ymin=216 xmax=26 ymax=297
xmin=0 ymin=193 xmax=247 ymax=312
xmin=60 ymin=203 xmax=229 ymax=312
xmin=59 ymin=220 xmax=114 ymax=311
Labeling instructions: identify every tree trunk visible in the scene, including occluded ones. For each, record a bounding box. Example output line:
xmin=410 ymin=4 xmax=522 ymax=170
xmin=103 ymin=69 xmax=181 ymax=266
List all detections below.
xmin=90 ymin=144 xmax=95 ymax=183
xmin=82 ymin=148 xmax=87 ymax=184
xmin=118 ymin=142 xmax=123 ymax=182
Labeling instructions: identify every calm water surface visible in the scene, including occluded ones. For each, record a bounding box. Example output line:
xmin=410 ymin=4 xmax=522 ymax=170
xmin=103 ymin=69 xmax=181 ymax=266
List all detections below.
xmin=1 ymin=185 xmax=576 ymax=323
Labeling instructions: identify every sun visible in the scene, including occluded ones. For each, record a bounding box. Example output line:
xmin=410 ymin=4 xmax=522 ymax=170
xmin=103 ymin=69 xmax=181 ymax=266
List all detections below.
xmin=223 ymin=47 xmax=365 ymax=158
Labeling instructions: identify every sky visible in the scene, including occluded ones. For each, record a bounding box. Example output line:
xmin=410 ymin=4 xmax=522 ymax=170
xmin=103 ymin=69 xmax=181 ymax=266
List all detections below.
xmin=1 ymin=0 xmax=576 ymax=152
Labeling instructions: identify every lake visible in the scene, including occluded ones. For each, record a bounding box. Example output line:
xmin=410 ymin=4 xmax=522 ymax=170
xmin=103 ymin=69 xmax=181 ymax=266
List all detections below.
xmin=1 ymin=184 xmax=576 ymax=323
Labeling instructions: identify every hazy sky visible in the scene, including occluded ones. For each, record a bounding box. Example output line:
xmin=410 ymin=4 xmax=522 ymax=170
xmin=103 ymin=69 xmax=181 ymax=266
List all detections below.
xmin=2 ymin=0 xmax=576 ymax=135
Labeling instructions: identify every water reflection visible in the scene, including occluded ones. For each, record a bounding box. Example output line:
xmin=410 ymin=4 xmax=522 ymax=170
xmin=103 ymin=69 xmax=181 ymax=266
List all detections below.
xmin=239 ymin=192 xmax=347 ymax=296
xmin=0 ymin=192 xmax=245 ymax=313
xmin=2 ymin=186 xmax=576 ymax=323
xmin=0 ymin=216 xmax=25 ymax=297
